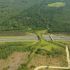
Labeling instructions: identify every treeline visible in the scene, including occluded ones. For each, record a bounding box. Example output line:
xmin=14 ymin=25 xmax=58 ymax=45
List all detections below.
xmin=0 ymin=0 xmax=70 ymax=33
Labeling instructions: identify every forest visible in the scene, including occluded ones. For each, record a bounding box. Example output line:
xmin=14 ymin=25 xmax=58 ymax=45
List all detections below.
xmin=0 ymin=0 xmax=70 ymax=70
xmin=0 ymin=0 xmax=70 ymax=33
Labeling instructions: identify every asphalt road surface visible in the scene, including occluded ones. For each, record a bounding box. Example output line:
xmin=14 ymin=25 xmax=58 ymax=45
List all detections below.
xmin=0 ymin=35 xmax=37 ymax=42
xmin=44 ymin=34 xmax=70 ymax=41
xmin=0 ymin=34 xmax=70 ymax=42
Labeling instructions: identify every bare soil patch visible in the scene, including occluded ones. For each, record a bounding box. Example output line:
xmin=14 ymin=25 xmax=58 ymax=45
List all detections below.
xmin=0 ymin=52 xmax=29 ymax=70
xmin=28 ymin=54 xmax=67 ymax=70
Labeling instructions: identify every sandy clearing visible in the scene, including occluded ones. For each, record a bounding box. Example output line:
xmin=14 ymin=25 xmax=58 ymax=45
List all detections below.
xmin=0 ymin=52 xmax=29 ymax=70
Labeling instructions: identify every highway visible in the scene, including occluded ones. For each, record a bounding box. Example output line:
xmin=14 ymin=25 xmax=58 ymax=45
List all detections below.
xmin=0 ymin=34 xmax=37 ymax=42
xmin=44 ymin=34 xmax=70 ymax=41
xmin=0 ymin=34 xmax=70 ymax=42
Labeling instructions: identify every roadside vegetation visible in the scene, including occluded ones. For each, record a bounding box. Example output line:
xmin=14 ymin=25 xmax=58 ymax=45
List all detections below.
xmin=0 ymin=41 xmax=36 ymax=59
xmin=0 ymin=0 xmax=70 ymax=33
xmin=0 ymin=0 xmax=70 ymax=70
xmin=0 ymin=40 xmax=70 ymax=70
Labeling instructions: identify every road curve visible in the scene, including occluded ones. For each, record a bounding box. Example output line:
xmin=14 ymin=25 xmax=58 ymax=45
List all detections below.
xmin=66 ymin=46 xmax=70 ymax=67
xmin=34 ymin=46 xmax=70 ymax=70
xmin=34 ymin=66 xmax=70 ymax=70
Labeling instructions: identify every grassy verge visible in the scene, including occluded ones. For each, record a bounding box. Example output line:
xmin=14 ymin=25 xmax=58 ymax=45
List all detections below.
xmin=0 ymin=40 xmax=69 ymax=59
xmin=0 ymin=40 xmax=70 ymax=70
xmin=0 ymin=41 xmax=36 ymax=59
xmin=18 ymin=40 xmax=70 ymax=70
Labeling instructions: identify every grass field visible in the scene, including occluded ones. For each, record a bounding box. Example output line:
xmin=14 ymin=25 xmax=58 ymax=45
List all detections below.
xmin=0 ymin=40 xmax=70 ymax=70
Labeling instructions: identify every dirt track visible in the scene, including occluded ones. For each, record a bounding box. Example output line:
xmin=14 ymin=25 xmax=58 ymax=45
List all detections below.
xmin=34 ymin=46 xmax=70 ymax=70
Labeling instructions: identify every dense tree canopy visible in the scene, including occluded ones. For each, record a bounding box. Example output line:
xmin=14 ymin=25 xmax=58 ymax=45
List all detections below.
xmin=0 ymin=0 xmax=70 ymax=33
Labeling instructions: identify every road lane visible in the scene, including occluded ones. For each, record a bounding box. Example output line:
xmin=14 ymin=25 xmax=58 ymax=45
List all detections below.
xmin=0 ymin=35 xmax=38 ymax=42
xmin=44 ymin=34 xmax=70 ymax=41
xmin=0 ymin=34 xmax=70 ymax=42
